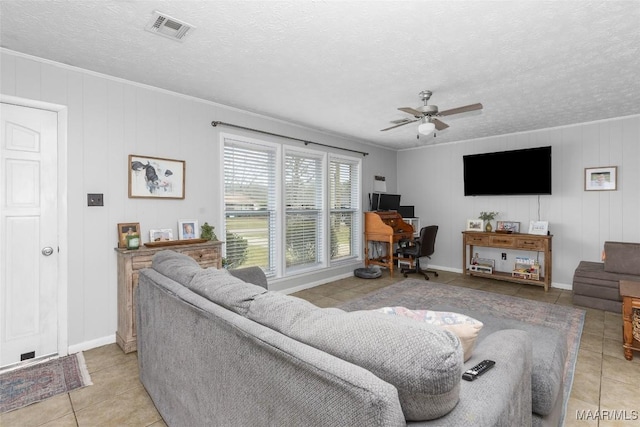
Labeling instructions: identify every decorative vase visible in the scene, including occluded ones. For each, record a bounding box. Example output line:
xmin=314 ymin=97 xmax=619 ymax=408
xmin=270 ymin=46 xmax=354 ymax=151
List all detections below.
xmin=485 ymin=222 xmax=493 ymax=232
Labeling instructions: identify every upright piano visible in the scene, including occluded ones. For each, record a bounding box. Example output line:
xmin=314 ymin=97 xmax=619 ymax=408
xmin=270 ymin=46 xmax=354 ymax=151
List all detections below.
xmin=364 ymin=211 xmax=414 ymax=276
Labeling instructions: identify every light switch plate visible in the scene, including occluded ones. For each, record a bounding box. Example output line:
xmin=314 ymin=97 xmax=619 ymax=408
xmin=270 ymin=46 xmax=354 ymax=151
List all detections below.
xmin=87 ymin=193 xmax=104 ymax=206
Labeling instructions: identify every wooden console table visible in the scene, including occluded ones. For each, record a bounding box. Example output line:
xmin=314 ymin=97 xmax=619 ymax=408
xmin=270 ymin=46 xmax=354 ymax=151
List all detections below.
xmin=620 ymin=280 xmax=640 ymax=361
xmin=462 ymin=231 xmax=552 ymax=291
xmin=114 ymin=241 xmax=222 ymax=353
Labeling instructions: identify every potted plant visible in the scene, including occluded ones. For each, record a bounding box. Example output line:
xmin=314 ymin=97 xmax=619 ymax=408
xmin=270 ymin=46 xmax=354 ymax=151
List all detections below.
xmin=479 ymin=211 xmax=499 ymax=232
xmin=200 ymin=222 xmax=218 ymax=241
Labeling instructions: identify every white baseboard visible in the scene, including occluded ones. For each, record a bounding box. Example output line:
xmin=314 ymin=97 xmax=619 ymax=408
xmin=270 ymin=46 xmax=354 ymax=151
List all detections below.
xmin=430 ymin=264 xmax=461 ymax=274
xmin=550 ymin=282 xmax=572 ymax=290
xmin=68 ymin=334 xmax=115 ymax=354
xmin=278 ymin=271 xmax=355 ymax=295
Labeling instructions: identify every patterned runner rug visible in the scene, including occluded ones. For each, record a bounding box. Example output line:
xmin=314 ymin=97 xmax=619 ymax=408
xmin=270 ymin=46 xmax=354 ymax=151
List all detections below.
xmin=0 ymin=352 xmax=92 ymax=413
xmin=339 ymin=279 xmax=585 ymax=426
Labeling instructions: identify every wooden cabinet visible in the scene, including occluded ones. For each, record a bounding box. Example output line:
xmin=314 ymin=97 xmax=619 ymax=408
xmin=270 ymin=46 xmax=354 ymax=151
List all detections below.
xmin=115 ymin=241 xmax=223 ymax=353
xmin=462 ymin=231 xmax=552 ymax=291
xmin=364 ymin=212 xmax=414 ymax=276
xmin=620 ymin=280 xmax=640 ymax=361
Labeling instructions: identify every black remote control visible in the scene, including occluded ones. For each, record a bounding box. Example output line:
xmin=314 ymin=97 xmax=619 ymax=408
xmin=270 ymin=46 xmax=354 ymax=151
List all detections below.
xmin=462 ymin=360 xmax=495 ymax=381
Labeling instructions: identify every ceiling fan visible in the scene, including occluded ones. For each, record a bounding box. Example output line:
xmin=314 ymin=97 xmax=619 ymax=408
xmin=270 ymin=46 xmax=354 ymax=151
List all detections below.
xmin=381 ymin=90 xmax=483 ymax=137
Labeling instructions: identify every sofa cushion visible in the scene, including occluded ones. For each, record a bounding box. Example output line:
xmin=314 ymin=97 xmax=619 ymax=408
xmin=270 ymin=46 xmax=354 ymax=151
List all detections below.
xmin=151 ymin=250 xmax=203 ymax=285
xmin=574 ymin=262 xmax=620 ymax=287
xmin=604 ymin=241 xmax=640 ymax=275
xmin=187 ymin=268 xmax=268 ymax=315
xmin=247 ymin=292 xmax=463 ymax=421
xmin=228 ymin=266 xmax=268 ymax=289
xmin=572 ymin=293 xmax=622 ymax=313
xmin=429 ymin=304 xmax=566 ymax=417
xmin=374 ymin=307 xmax=483 ymax=361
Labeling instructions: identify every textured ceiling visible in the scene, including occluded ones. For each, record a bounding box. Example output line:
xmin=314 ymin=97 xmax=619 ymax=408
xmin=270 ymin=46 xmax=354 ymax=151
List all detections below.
xmin=1 ymin=1 xmax=639 ymax=150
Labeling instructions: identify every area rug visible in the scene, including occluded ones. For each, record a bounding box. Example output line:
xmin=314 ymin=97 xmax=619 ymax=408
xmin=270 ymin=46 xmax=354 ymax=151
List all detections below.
xmin=0 ymin=352 xmax=92 ymax=413
xmin=339 ymin=279 xmax=585 ymax=426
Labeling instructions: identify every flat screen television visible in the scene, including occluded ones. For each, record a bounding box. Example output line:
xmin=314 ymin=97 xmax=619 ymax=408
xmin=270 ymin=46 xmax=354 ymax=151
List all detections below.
xmin=463 ymin=146 xmax=552 ymax=196
xmin=378 ymin=193 xmax=401 ymax=211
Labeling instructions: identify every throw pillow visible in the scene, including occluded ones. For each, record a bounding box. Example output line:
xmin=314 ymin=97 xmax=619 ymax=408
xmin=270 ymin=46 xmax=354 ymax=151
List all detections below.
xmin=375 ymin=307 xmax=483 ymax=361
xmin=603 ymin=241 xmax=640 ymax=275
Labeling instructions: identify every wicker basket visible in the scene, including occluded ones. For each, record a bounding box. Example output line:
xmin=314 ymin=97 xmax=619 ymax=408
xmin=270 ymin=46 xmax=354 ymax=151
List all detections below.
xmin=633 ymin=308 xmax=640 ymax=342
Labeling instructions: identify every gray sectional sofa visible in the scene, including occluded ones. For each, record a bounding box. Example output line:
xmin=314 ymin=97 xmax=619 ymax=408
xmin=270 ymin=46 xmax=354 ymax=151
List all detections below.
xmin=136 ymin=250 xmax=568 ymax=426
xmin=572 ymin=241 xmax=640 ymax=312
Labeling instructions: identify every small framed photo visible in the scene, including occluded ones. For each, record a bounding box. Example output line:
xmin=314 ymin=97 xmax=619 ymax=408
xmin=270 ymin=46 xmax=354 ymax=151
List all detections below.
xmin=528 ymin=220 xmax=549 ymax=236
xmin=129 ymin=154 xmax=185 ymax=199
xmin=149 ymin=228 xmax=173 ymax=242
xmin=496 ymin=221 xmax=520 ymax=233
xmin=466 ymin=219 xmax=484 ymax=231
xmin=585 ymin=166 xmax=617 ymax=191
xmin=178 ymin=220 xmax=199 ymax=240
xmin=117 ymin=222 xmax=140 ymax=248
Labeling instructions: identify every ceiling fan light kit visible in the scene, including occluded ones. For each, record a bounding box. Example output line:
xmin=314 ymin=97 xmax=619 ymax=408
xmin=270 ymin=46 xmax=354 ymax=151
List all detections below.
xmin=418 ymin=121 xmax=436 ymax=135
xmin=381 ymin=90 xmax=483 ymax=138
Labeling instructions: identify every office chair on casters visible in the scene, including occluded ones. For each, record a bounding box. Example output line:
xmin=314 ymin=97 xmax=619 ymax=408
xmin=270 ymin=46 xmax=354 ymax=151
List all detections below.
xmin=395 ymin=225 xmax=439 ymax=280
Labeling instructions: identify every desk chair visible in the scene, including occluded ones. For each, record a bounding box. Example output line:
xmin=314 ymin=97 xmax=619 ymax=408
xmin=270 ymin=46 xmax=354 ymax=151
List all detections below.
xmin=395 ymin=225 xmax=439 ymax=280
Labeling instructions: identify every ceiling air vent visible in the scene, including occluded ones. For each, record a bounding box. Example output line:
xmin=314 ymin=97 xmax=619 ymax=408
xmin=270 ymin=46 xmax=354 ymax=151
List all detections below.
xmin=145 ymin=11 xmax=195 ymax=41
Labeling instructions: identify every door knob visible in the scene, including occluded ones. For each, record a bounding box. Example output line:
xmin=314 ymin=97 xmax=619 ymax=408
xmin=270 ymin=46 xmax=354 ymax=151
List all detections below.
xmin=42 ymin=247 xmax=54 ymax=256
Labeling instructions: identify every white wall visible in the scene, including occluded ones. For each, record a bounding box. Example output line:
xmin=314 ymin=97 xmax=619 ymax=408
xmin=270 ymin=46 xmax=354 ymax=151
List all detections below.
xmin=398 ymin=116 xmax=640 ymax=288
xmin=0 ymin=49 xmax=398 ymax=349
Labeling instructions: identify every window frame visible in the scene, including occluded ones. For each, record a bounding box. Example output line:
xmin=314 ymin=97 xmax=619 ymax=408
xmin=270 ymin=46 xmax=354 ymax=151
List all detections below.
xmin=328 ymin=154 xmax=362 ymax=264
xmin=283 ymin=147 xmax=327 ymax=274
xmin=221 ymin=132 xmax=362 ymax=279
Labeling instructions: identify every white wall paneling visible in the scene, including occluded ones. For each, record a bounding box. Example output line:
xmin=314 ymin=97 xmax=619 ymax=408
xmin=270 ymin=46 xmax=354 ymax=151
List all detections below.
xmin=0 ymin=49 xmax=397 ymax=349
xmin=398 ymin=115 xmax=640 ymax=288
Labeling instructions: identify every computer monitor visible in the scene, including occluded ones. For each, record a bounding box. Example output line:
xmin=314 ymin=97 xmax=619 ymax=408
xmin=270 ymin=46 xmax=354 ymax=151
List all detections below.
xmin=369 ymin=193 xmax=381 ymax=211
xmin=378 ymin=194 xmax=401 ymax=211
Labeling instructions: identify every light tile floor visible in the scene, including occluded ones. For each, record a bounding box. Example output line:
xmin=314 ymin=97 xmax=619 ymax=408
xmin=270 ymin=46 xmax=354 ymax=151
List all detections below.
xmin=2 ymin=270 xmax=638 ymax=426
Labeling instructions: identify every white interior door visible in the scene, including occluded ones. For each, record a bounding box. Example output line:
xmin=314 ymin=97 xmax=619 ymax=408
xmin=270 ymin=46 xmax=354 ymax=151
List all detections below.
xmin=1 ymin=103 xmax=58 ymax=368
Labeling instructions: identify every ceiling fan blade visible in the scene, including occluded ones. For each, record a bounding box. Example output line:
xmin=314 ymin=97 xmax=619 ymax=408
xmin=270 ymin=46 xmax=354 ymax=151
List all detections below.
xmin=398 ymin=107 xmax=423 ymax=117
xmin=433 ymin=118 xmax=449 ymax=131
xmin=438 ymin=103 xmax=483 ymax=117
xmin=380 ymin=119 xmax=417 ymax=131
xmin=390 ymin=118 xmax=411 ymax=124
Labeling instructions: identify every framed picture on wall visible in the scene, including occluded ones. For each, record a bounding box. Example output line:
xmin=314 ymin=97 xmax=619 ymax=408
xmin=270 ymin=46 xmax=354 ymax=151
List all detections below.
xmin=584 ymin=166 xmax=617 ymax=191
xmin=128 ymin=155 xmax=185 ymax=199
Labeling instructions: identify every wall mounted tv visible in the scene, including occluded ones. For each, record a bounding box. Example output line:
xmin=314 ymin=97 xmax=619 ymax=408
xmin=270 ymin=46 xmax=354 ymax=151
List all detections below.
xmin=463 ymin=146 xmax=552 ymax=196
